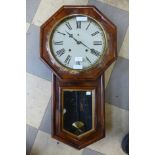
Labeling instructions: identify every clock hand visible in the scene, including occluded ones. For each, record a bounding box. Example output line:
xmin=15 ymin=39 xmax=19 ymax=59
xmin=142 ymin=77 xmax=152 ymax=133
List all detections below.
xmin=65 ymin=31 xmax=90 ymax=48
xmin=65 ymin=31 xmax=73 ymax=38
xmin=57 ymin=31 xmax=66 ymax=36
xmin=65 ymin=31 xmax=80 ymax=44
xmin=78 ymin=41 xmax=91 ymax=50
xmin=65 ymin=31 xmax=99 ymax=52
xmin=73 ymin=38 xmax=81 ymax=44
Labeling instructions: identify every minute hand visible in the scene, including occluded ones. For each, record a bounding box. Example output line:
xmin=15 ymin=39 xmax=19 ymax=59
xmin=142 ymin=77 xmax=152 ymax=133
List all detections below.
xmin=79 ymin=41 xmax=91 ymax=50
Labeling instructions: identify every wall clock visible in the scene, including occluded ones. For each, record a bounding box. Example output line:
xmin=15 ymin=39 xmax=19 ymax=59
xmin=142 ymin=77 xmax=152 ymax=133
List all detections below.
xmin=40 ymin=5 xmax=117 ymax=149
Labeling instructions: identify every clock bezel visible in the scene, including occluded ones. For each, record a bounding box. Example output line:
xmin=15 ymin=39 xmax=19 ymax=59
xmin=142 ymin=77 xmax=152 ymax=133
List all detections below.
xmin=48 ymin=14 xmax=108 ymax=72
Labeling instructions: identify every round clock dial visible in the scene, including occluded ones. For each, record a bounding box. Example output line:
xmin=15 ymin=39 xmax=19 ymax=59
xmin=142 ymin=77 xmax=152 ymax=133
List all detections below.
xmin=49 ymin=15 xmax=107 ymax=70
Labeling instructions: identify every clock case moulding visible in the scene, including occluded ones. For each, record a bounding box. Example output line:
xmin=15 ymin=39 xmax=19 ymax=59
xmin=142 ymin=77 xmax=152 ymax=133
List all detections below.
xmin=40 ymin=5 xmax=117 ymax=149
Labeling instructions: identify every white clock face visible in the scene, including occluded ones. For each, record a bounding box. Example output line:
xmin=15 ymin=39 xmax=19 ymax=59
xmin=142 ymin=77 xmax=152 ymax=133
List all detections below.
xmin=49 ymin=15 xmax=107 ymax=70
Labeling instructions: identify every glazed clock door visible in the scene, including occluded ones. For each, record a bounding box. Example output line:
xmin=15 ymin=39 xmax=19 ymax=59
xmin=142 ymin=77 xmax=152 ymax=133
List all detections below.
xmin=62 ymin=89 xmax=95 ymax=137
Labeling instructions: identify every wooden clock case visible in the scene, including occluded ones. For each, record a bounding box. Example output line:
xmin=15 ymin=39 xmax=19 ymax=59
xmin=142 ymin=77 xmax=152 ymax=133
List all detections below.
xmin=40 ymin=5 xmax=117 ymax=149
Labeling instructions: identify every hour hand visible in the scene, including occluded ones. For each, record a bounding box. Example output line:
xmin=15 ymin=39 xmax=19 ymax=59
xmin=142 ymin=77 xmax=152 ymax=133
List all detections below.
xmin=79 ymin=41 xmax=91 ymax=50
xmin=65 ymin=31 xmax=80 ymax=44
xmin=65 ymin=31 xmax=73 ymax=38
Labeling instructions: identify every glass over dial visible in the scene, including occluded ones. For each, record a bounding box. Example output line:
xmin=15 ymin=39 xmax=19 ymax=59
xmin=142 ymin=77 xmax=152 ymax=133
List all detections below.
xmin=49 ymin=15 xmax=107 ymax=70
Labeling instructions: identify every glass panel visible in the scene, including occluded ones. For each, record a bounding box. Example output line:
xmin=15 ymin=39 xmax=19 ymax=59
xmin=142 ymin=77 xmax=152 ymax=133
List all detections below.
xmin=62 ymin=90 xmax=94 ymax=136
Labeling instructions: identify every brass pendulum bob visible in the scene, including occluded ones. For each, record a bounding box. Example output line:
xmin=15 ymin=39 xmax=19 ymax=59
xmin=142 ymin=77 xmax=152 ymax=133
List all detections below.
xmin=72 ymin=121 xmax=85 ymax=135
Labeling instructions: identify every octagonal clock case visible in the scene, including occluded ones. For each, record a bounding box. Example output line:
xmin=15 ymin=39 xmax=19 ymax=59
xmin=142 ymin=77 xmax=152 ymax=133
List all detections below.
xmin=40 ymin=5 xmax=117 ymax=149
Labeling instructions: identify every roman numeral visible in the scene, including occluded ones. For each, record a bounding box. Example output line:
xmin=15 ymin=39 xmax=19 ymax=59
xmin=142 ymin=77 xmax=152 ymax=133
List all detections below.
xmin=90 ymin=49 xmax=100 ymax=57
xmin=76 ymin=61 xmax=81 ymax=65
xmin=65 ymin=22 xmax=72 ymax=30
xmin=86 ymin=21 xmax=91 ymax=30
xmin=56 ymin=48 xmax=65 ymax=57
xmin=54 ymin=41 xmax=63 ymax=45
xmin=91 ymin=31 xmax=99 ymax=36
xmin=76 ymin=21 xmax=81 ymax=29
xmin=64 ymin=55 xmax=71 ymax=64
xmin=86 ymin=56 xmax=91 ymax=64
xmin=93 ymin=41 xmax=102 ymax=45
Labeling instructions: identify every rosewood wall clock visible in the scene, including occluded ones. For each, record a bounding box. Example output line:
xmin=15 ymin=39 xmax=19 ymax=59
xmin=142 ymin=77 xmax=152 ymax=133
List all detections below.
xmin=40 ymin=5 xmax=117 ymax=149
